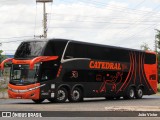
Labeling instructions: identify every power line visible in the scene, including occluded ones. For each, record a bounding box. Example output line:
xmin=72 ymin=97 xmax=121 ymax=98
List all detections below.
xmin=47 ymin=2 xmax=54 ymax=34
xmin=0 ymin=39 xmax=30 ymax=44
xmin=48 ymin=18 xmax=160 ymax=25
xmin=0 ymin=36 xmax=33 ymax=40
xmin=48 ymin=13 xmax=160 ymax=22
xmin=119 ymin=24 xmax=158 ymax=42
xmin=47 ymin=0 xmax=160 ymax=35
xmin=110 ymin=4 xmax=160 ymax=40
xmin=61 ymin=0 xmax=160 ymax=15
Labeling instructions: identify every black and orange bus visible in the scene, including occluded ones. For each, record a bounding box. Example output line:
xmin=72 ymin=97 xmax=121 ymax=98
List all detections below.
xmin=0 ymin=39 xmax=158 ymax=103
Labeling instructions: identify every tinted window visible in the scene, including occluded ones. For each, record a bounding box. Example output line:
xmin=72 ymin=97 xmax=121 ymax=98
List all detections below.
xmin=145 ymin=53 xmax=156 ymax=64
xmin=64 ymin=42 xmax=88 ymax=59
xmin=40 ymin=61 xmax=57 ymax=81
xmin=64 ymin=42 xmax=130 ymax=62
xmin=42 ymin=40 xmax=67 ymax=59
xmin=15 ymin=41 xmax=46 ymax=59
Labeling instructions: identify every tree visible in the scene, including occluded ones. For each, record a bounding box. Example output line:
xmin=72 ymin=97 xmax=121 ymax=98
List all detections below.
xmin=0 ymin=50 xmax=3 ymax=77
xmin=0 ymin=50 xmax=3 ymax=60
xmin=140 ymin=43 xmax=150 ymax=51
xmin=0 ymin=50 xmax=7 ymax=77
xmin=155 ymin=29 xmax=160 ymax=49
xmin=155 ymin=29 xmax=160 ymax=86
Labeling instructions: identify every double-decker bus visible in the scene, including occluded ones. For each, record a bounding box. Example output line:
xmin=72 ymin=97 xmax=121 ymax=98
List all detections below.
xmin=0 ymin=39 xmax=158 ymax=103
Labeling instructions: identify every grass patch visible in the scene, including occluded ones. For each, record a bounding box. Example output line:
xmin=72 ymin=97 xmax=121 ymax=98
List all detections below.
xmin=158 ymin=84 xmax=160 ymax=92
xmin=0 ymin=88 xmax=7 ymax=92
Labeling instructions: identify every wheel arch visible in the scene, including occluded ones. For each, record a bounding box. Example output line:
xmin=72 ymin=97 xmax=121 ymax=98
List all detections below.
xmin=127 ymin=84 xmax=136 ymax=91
xmin=57 ymin=84 xmax=71 ymax=93
xmin=136 ymin=84 xmax=145 ymax=90
xmin=72 ymin=84 xmax=84 ymax=94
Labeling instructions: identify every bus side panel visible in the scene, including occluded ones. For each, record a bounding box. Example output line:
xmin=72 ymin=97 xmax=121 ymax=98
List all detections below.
xmin=60 ymin=59 xmax=130 ymax=98
xmin=143 ymin=53 xmax=157 ymax=94
xmin=144 ymin=64 xmax=157 ymax=93
xmin=113 ymin=52 xmax=157 ymax=96
xmin=61 ymin=60 xmax=106 ymax=97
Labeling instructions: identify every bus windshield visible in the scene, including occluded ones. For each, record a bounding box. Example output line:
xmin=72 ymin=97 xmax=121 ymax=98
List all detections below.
xmin=10 ymin=64 xmax=40 ymax=85
xmin=14 ymin=41 xmax=46 ymax=59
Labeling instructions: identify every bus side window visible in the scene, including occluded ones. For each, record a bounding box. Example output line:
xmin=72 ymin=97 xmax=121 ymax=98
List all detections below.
xmin=145 ymin=53 xmax=156 ymax=64
xmin=64 ymin=42 xmax=88 ymax=59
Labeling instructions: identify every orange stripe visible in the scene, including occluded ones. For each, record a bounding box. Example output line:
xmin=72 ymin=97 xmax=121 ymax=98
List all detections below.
xmin=123 ymin=52 xmax=134 ymax=90
xmin=12 ymin=59 xmax=31 ymax=64
xmin=141 ymin=53 xmax=150 ymax=90
xmin=139 ymin=53 xmax=142 ymax=84
xmin=134 ymin=52 xmax=136 ymax=84
xmin=116 ymin=52 xmax=132 ymax=94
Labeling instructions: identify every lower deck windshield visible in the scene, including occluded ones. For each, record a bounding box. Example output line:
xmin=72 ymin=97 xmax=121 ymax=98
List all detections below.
xmin=10 ymin=64 xmax=39 ymax=85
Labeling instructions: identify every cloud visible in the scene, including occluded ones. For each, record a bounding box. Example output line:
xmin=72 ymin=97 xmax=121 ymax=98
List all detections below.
xmin=0 ymin=0 xmax=34 ymax=5
xmin=48 ymin=1 xmax=159 ymax=49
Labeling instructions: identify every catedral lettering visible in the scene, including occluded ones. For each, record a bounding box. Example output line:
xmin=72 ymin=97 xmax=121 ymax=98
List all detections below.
xmin=0 ymin=39 xmax=158 ymax=103
xmin=89 ymin=61 xmax=121 ymax=70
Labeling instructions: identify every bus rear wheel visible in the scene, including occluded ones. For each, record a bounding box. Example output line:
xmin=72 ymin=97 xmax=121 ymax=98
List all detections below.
xmin=124 ymin=87 xmax=135 ymax=99
xmin=55 ymin=88 xmax=68 ymax=103
xmin=69 ymin=88 xmax=83 ymax=102
xmin=135 ymin=88 xmax=143 ymax=99
xmin=32 ymin=99 xmax=45 ymax=104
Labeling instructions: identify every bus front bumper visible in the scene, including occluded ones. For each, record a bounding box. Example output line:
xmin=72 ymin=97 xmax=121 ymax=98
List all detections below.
xmin=7 ymin=83 xmax=44 ymax=99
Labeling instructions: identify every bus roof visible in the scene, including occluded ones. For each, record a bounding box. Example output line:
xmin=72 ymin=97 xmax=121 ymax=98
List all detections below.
xmin=22 ymin=38 xmax=156 ymax=55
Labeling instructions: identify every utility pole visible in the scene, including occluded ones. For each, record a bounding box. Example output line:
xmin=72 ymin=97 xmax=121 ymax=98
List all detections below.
xmin=43 ymin=2 xmax=47 ymax=38
xmin=36 ymin=0 xmax=53 ymax=39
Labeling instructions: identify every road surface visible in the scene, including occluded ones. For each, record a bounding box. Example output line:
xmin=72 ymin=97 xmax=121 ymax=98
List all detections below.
xmin=0 ymin=95 xmax=160 ymax=111
xmin=0 ymin=95 xmax=160 ymax=119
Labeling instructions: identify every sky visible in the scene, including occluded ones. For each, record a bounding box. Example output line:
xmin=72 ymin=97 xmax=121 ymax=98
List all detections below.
xmin=1 ymin=0 xmax=160 ymax=55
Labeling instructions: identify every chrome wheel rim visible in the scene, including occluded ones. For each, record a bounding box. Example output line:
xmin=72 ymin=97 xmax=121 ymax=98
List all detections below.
xmin=57 ymin=90 xmax=65 ymax=101
xmin=130 ymin=89 xmax=134 ymax=98
xmin=138 ymin=89 xmax=143 ymax=97
xmin=72 ymin=90 xmax=80 ymax=100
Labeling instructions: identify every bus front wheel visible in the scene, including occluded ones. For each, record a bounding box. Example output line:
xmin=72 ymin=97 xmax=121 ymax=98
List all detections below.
xmin=69 ymin=88 xmax=83 ymax=102
xmin=55 ymin=88 xmax=68 ymax=103
xmin=32 ymin=99 xmax=45 ymax=104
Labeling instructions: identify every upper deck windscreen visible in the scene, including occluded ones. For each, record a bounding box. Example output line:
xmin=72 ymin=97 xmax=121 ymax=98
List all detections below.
xmin=42 ymin=40 xmax=67 ymax=58
xmin=14 ymin=41 xmax=46 ymax=59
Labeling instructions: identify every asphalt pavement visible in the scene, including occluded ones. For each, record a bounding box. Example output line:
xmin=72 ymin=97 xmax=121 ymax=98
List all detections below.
xmin=0 ymin=95 xmax=160 ymax=119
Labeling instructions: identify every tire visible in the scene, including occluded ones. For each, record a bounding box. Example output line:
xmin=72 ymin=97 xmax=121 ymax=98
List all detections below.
xmin=135 ymin=87 xmax=143 ymax=99
xmin=32 ymin=99 xmax=45 ymax=104
xmin=48 ymin=98 xmax=56 ymax=103
xmin=55 ymin=88 xmax=68 ymax=103
xmin=68 ymin=88 xmax=83 ymax=102
xmin=124 ymin=87 xmax=135 ymax=99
